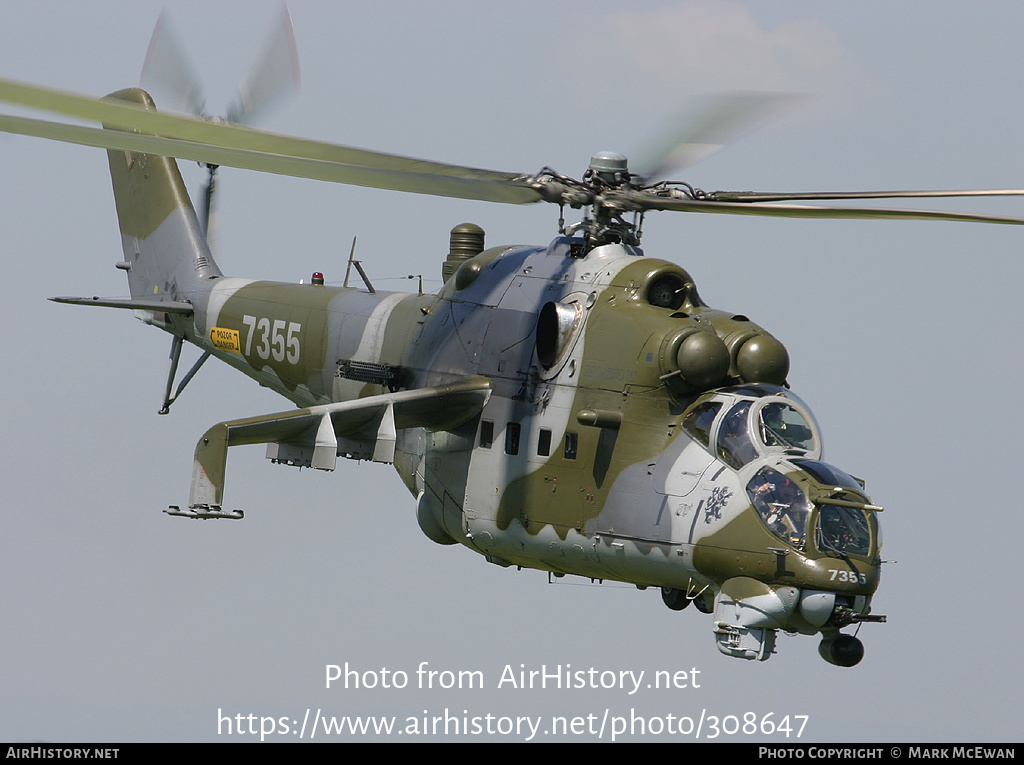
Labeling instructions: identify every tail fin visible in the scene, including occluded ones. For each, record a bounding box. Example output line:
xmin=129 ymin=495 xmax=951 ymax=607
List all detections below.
xmin=104 ymin=88 xmax=221 ymax=302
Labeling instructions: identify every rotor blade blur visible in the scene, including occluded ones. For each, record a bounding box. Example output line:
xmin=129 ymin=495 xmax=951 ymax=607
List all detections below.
xmin=226 ymin=5 xmax=300 ymax=125
xmin=0 ymin=78 xmax=525 ymax=184
xmin=631 ymin=191 xmax=1024 ymax=224
xmin=0 ymin=113 xmax=542 ymax=204
xmin=200 ymin=165 xmax=220 ymax=253
xmin=632 ymin=92 xmax=809 ymax=182
xmin=140 ymin=12 xmax=205 ymax=116
xmin=205 ymin=176 xmax=220 ymax=255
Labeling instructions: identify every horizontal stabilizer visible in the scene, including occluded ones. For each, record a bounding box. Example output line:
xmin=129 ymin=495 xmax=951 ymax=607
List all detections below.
xmin=50 ymin=296 xmax=194 ymax=314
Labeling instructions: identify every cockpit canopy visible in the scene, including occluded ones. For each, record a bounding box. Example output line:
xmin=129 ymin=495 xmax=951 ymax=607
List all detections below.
xmin=747 ymin=466 xmax=812 ymax=549
xmin=795 ymin=459 xmax=875 ymax=556
xmin=682 ymin=385 xmax=878 ymax=558
xmin=744 ymin=461 xmax=874 ymax=556
xmin=682 ymin=384 xmax=822 ymax=470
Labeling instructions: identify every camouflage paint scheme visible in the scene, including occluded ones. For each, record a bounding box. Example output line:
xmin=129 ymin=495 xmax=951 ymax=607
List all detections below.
xmin=99 ymin=89 xmax=884 ymax=664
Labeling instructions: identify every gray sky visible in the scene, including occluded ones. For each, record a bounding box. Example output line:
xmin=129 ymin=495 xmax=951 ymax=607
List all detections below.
xmin=1 ymin=0 xmax=1021 ymax=742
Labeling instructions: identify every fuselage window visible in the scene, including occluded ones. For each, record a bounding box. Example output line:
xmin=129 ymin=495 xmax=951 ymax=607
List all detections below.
xmin=505 ymin=422 xmax=521 ymax=455
xmin=716 ymin=401 xmax=757 ymax=470
xmin=758 ymin=402 xmax=815 ymax=452
xmin=564 ymin=431 xmax=578 ymax=461
xmin=479 ymin=419 xmax=494 ymax=449
xmin=817 ymin=505 xmax=872 ymax=557
xmin=746 ymin=466 xmax=811 ymax=550
xmin=537 ymin=428 xmax=552 ymax=457
xmin=683 ymin=401 xmax=721 ymax=448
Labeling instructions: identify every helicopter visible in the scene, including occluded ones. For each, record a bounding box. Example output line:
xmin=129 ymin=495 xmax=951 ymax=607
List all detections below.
xmin=1 ymin=72 xmax=1023 ymax=671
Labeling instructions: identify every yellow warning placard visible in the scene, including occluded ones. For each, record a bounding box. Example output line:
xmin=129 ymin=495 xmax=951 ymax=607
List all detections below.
xmin=210 ymin=326 xmax=241 ymax=353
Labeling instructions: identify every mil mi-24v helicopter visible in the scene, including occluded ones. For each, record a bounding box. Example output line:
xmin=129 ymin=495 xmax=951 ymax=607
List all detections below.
xmin=2 ymin=74 xmax=1023 ymax=668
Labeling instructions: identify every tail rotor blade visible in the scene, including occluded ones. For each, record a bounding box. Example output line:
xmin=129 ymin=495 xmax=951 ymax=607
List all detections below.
xmin=140 ymin=11 xmax=205 ymax=117
xmin=201 ymin=164 xmax=220 ymax=254
xmin=226 ymin=5 xmax=301 ymax=125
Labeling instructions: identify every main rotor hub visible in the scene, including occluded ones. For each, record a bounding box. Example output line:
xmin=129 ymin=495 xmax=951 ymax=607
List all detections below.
xmin=588 ymin=151 xmax=630 ymax=186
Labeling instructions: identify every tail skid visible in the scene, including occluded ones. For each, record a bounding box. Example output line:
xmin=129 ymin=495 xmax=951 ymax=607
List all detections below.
xmin=105 ymin=88 xmax=222 ymax=412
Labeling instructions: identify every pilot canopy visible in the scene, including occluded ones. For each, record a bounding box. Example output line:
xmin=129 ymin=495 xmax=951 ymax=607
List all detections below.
xmin=681 ymin=384 xmax=878 ymax=559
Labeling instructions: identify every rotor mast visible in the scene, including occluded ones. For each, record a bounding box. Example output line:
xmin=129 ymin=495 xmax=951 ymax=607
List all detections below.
xmin=538 ymin=151 xmax=647 ymax=251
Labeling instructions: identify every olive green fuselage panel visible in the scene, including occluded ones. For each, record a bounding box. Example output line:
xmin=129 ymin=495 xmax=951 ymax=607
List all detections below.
xmin=196 ymin=279 xmax=429 ymax=408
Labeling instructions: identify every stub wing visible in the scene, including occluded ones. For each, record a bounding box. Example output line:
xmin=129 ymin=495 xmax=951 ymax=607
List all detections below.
xmin=166 ymin=376 xmax=491 ymax=519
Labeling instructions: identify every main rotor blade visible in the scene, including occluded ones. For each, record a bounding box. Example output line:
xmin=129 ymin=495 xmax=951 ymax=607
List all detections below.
xmin=0 ymin=113 xmax=542 ymax=204
xmin=5 ymin=78 xmax=1022 ymax=222
xmin=0 ymin=78 xmax=524 ymax=184
xmin=632 ymin=92 xmax=809 ymax=182
xmin=631 ymin=191 xmax=1024 ymax=225
xmin=710 ymin=189 xmax=1024 ymax=203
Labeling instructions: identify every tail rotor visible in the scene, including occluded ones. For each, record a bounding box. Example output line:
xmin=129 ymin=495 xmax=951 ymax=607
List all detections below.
xmin=140 ymin=5 xmax=300 ymax=253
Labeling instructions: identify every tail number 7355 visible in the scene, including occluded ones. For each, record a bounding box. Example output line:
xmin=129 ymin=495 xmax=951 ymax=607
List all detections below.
xmin=828 ymin=569 xmax=867 ymax=585
xmin=242 ymin=315 xmax=301 ymax=364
